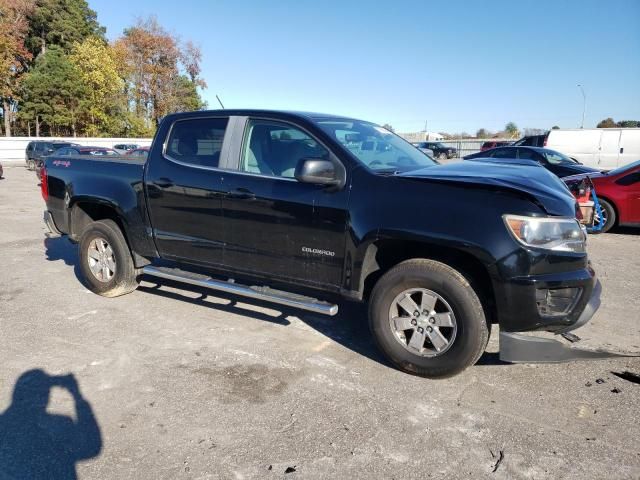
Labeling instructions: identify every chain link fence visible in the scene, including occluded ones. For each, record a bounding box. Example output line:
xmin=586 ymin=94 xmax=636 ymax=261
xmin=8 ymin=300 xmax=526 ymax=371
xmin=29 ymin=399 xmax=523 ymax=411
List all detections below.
xmin=439 ymin=139 xmax=515 ymax=158
xmin=399 ymin=134 xmax=516 ymax=158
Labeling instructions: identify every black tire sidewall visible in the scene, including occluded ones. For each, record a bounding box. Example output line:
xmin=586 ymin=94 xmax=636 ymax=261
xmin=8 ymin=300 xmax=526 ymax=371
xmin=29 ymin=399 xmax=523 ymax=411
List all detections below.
xmin=369 ymin=261 xmax=486 ymax=377
xmin=78 ymin=220 xmax=135 ymax=295
xmin=599 ymin=199 xmax=616 ymax=233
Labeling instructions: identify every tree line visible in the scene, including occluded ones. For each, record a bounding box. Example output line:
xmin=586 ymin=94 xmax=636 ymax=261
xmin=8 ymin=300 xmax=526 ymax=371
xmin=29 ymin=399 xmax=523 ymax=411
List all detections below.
xmin=0 ymin=0 xmax=206 ymax=138
xmin=596 ymin=118 xmax=639 ymax=128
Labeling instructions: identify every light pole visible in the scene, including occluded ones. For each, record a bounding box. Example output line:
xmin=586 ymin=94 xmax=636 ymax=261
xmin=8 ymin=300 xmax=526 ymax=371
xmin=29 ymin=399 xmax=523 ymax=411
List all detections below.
xmin=577 ymin=84 xmax=586 ymax=128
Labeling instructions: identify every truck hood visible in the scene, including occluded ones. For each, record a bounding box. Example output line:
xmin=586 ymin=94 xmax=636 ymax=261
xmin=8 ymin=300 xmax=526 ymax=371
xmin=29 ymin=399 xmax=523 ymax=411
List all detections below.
xmin=397 ymin=160 xmax=576 ymax=216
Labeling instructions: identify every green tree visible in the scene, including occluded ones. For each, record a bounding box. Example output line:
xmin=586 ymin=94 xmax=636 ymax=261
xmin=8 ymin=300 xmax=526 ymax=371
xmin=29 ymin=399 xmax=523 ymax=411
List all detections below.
xmin=70 ymin=36 xmax=124 ymax=136
xmin=617 ymin=120 xmax=639 ymax=128
xmin=171 ymin=75 xmax=207 ymax=113
xmin=505 ymin=122 xmax=520 ymax=138
xmin=597 ymin=117 xmax=617 ymax=128
xmin=25 ymin=0 xmax=105 ymax=58
xmin=20 ymin=46 xmax=88 ymax=136
xmin=475 ymin=128 xmax=490 ymax=138
xmin=382 ymin=123 xmax=394 ymax=132
xmin=551 ymin=125 xmax=560 ymax=129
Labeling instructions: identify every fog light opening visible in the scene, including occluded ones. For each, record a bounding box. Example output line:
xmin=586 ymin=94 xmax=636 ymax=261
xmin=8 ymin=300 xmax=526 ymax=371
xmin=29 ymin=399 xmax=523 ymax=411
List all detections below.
xmin=535 ymin=287 xmax=582 ymax=318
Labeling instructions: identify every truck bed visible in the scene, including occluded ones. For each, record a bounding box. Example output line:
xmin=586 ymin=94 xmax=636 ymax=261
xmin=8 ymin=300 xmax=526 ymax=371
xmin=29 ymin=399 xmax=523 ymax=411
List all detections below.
xmin=44 ymin=154 xmax=153 ymax=259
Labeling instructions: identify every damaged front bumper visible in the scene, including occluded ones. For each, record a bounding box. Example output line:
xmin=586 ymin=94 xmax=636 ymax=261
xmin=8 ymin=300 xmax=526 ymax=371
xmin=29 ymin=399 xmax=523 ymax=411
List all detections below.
xmin=498 ymin=280 xmax=633 ymax=363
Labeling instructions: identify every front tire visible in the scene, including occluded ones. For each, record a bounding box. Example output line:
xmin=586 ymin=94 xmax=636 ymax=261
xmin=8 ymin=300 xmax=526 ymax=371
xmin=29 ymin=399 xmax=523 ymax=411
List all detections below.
xmin=78 ymin=219 xmax=140 ymax=297
xmin=369 ymin=259 xmax=489 ymax=378
xmin=438 ymin=152 xmax=447 ymax=161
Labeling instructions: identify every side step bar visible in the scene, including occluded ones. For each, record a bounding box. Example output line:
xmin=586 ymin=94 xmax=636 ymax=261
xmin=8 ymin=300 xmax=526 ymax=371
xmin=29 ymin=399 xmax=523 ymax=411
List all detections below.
xmin=142 ymin=266 xmax=339 ymax=316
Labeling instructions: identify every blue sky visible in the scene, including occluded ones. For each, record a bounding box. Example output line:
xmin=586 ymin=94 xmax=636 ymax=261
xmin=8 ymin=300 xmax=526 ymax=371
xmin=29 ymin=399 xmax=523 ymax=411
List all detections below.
xmin=92 ymin=0 xmax=640 ymax=134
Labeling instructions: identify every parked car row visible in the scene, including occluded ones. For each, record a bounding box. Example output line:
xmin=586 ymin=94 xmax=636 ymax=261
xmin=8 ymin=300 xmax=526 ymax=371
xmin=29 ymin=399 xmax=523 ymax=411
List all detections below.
xmin=24 ymin=140 xmax=151 ymax=179
xmin=25 ymin=141 xmax=80 ymax=170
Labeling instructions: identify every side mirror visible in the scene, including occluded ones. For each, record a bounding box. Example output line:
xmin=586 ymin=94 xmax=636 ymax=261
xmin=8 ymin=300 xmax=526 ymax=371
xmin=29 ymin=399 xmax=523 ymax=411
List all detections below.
xmin=295 ymin=158 xmax=340 ymax=186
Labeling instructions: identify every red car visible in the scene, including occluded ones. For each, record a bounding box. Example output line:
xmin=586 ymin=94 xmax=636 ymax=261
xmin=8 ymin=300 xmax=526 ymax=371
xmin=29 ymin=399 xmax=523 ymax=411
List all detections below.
xmin=125 ymin=146 xmax=150 ymax=159
xmin=480 ymin=140 xmax=512 ymax=151
xmin=565 ymin=160 xmax=640 ymax=233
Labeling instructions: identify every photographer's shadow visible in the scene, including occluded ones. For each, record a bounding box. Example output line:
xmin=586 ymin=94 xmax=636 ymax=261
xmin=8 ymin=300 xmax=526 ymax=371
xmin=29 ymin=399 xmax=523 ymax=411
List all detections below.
xmin=0 ymin=370 xmax=102 ymax=480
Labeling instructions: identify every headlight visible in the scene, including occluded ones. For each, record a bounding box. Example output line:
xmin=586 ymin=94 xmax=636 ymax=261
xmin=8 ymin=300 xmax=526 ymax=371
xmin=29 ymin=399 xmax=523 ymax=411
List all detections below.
xmin=503 ymin=214 xmax=586 ymax=253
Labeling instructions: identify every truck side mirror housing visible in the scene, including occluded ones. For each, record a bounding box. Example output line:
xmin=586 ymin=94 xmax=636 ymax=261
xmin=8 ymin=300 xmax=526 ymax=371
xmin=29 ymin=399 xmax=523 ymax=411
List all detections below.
xmin=295 ymin=158 xmax=341 ymax=186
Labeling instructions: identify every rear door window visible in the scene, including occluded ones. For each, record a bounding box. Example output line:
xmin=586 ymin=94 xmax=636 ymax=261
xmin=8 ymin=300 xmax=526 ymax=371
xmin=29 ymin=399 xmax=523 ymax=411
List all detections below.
xmin=166 ymin=117 xmax=229 ymax=168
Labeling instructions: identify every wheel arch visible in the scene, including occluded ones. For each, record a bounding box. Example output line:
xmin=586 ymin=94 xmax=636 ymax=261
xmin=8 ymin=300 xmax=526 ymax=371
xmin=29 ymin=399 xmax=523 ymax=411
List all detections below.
xmin=69 ymin=199 xmax=149 ymax=267
xmin=595 ymin=194 xmax=619 ymax=226
xmin=70 ymin=198 xmax=127 ymax=239
xmin=358 ymin=238 xmax=497 ymax=324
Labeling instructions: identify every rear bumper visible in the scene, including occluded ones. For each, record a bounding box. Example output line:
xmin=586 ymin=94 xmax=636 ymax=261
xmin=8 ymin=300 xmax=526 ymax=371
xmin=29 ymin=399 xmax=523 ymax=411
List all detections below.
xmin=43 ymin=210 xmax=62 ymax=237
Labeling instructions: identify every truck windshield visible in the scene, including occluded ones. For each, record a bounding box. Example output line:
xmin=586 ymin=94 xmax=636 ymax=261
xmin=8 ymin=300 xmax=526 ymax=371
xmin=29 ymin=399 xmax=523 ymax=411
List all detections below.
xmin=315 ymin=119 xmax=438 ymax=173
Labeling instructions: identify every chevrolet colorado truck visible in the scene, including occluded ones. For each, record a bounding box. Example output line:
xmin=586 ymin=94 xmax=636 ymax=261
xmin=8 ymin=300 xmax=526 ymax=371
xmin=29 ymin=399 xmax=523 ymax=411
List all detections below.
xmin=41 ymin=110 xmax=601 ymax=377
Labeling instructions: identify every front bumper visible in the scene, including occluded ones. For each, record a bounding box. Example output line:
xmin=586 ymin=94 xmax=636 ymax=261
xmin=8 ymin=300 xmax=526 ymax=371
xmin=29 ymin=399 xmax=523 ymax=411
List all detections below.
xmin=557 ymin=279 xmax=601 ymax=334
xmin=498 ymin=279 xmax=618 ymax=364
xmin=495 ymin=265 xmax=599 ymax=333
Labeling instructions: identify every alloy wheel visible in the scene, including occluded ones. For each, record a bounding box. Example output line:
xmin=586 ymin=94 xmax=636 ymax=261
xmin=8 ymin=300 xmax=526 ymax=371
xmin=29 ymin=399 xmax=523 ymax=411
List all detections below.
xmin=388 ymin=288 xmax=457 ymax=357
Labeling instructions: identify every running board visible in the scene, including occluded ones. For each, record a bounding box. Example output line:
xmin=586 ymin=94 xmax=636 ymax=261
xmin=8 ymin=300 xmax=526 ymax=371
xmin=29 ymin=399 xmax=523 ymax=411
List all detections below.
xmin=142 ymin=266 xmax=339 ymax=316
xmin=499 ymin=331 xmax=638 ymax=363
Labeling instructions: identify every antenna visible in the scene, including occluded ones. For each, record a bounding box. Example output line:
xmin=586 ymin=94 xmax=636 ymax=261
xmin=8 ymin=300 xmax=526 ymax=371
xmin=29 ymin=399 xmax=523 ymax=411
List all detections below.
xmin=216 ymin=95 xmax=225 ymax=109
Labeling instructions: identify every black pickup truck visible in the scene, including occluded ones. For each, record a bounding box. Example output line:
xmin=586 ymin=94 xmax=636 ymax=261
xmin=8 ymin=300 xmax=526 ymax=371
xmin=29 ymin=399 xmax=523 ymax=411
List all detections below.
xmin=42 ymin=110 xmax=600 ymax=378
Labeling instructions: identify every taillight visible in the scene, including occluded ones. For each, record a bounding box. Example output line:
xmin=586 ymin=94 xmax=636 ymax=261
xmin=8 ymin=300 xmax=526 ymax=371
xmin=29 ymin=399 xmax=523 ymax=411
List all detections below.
xmin=41 ymin=166 xmax=49 ymax=201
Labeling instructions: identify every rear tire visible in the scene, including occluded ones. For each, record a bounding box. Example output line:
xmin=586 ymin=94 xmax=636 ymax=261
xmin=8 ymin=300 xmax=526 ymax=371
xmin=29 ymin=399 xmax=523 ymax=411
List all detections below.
xmin=369 ymin=259 xmax=489 ymax=378
xmin=78 ymin=219 xmax=140 ymax=297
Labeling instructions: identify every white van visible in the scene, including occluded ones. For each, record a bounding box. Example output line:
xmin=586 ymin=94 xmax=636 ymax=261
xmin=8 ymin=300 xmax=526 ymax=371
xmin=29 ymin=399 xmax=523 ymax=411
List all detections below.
xmin=545 ymin=128 xmax=640 ymax=169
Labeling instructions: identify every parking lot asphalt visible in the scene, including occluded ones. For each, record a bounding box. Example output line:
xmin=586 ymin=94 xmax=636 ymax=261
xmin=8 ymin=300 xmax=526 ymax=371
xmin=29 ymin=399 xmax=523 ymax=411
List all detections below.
xmin=1 ymin=166 xmax=639 ymax=479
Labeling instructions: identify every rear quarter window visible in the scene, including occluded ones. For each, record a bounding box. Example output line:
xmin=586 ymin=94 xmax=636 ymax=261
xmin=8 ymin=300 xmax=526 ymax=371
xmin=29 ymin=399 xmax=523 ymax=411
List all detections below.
xmin=165 ymin=117 xmax=228 ymax=168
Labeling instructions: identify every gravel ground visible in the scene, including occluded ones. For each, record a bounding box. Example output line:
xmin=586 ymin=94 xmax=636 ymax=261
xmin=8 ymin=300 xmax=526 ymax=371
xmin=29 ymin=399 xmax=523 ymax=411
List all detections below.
xmin=1 ymin=166 xmax=639 ymax=480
